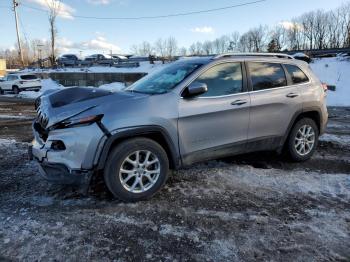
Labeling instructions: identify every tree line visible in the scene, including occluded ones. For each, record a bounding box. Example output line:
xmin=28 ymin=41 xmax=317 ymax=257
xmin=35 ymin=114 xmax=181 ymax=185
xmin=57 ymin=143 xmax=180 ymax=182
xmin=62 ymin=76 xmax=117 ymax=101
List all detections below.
xmin=1 ymin=1 xmax=350 ymax=68
xmin=132 ymin=2 xmax=350 ymax=56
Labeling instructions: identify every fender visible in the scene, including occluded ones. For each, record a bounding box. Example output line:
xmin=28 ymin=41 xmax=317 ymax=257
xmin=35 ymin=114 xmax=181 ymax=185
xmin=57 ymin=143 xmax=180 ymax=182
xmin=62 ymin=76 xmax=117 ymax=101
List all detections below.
xmin=278 ymin=107 xmax=322 ymax=151
xmin=95 ymin=125 xmax=181 ymax=171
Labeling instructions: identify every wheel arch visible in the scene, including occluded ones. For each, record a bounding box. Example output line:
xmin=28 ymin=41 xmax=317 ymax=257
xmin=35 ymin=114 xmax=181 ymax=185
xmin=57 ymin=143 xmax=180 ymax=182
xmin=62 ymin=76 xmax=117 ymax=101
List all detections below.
xmin=96 ymin=126 xmax=180 ymax=171
xmin=279 ymin=109 xmax=321 ymax=151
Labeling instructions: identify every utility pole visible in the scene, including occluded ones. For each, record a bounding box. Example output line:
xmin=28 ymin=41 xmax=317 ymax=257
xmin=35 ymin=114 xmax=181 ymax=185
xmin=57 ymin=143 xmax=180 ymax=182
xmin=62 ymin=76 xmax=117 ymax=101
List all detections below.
xmin=37 ymin=44 xmax=44 ymax=68
xmin=12 ymin=0 xmax=24 ymax=67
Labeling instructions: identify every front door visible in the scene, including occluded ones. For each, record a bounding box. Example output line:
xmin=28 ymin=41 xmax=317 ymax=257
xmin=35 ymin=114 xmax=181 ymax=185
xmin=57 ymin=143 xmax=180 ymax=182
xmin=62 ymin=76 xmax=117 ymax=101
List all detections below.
xmin=178 ymin=62 xmax=250 ymax=165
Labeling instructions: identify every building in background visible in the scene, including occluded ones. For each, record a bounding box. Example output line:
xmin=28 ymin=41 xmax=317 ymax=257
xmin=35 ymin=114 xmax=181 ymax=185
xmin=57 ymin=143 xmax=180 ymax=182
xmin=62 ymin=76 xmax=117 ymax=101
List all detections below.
xmin=0 ymin=59 xmax=6 ymax=77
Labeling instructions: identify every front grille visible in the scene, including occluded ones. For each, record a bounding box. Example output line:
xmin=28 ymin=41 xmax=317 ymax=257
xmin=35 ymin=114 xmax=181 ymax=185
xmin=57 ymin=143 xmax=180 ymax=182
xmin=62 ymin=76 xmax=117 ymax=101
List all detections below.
xmin=36 ymin=107 xmax=49 ymax=129
xmin=35 ymin=106 xmax=49 ymax=141
xmin=34 ymin=96 xmax=41 ymax=110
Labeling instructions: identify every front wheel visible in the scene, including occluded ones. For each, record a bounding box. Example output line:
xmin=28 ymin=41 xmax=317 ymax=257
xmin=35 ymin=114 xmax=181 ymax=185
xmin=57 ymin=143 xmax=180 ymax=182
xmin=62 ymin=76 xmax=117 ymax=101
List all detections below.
xmin=286 ymin=118 xmax=319 ymax=162
xmin=104 ymin=138 xmax=169 ymax=202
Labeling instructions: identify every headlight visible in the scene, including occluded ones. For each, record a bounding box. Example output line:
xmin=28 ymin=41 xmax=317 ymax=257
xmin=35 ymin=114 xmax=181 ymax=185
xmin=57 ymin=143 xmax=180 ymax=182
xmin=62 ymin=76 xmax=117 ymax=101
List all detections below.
xmin=53 ymin=114 xmax=103 ymax=129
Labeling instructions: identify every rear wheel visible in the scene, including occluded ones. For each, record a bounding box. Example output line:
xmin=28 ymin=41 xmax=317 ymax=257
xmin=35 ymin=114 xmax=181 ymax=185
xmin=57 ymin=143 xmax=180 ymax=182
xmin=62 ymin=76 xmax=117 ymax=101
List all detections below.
xmin=12 ymin=86 xmax=20 ymax=94
xmin=104 ymin=138 xmax=169 ymax=202
xmin=286 ymin=118 xmax=319 ymax=162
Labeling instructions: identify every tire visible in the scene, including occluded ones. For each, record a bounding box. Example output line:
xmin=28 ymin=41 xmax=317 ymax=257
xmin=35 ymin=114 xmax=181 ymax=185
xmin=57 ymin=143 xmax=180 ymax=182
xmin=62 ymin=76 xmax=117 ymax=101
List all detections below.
xmin=0 ymin=88 xmax=3 ymax=95
xmin=12 ymin=86 xmax=20 ymax=94
xmin=286 ymin=118 xmax=319 ymax=162
xmin=104 ymin=138 xmax=169 ymax=202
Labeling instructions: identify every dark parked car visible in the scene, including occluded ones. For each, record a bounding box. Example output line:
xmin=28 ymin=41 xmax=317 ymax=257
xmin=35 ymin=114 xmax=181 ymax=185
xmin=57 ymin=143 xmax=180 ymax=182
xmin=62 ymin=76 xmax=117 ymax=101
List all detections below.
xmin=57 ymin=54 xmax=81 ymax=67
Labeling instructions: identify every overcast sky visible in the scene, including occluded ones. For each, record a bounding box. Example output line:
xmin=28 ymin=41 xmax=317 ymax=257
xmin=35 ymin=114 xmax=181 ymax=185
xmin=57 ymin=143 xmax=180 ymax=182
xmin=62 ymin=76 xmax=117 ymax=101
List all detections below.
xmin=0 ymin=0 xmax=346 ymax=55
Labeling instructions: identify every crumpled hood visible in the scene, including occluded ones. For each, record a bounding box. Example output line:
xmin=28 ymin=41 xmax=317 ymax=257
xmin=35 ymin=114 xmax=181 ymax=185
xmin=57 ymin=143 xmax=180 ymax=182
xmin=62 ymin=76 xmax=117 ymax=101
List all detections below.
xmin=36 ymin=87 xmax=147 ymax=129
xmin=49 ymin=87 xmax=112 ymax=108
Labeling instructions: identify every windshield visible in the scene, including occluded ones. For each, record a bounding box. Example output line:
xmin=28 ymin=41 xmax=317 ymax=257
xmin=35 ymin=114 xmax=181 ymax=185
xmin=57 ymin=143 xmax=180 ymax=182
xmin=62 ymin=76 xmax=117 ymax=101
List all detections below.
xmin=127 ymin=61 xmax=203 ymax=94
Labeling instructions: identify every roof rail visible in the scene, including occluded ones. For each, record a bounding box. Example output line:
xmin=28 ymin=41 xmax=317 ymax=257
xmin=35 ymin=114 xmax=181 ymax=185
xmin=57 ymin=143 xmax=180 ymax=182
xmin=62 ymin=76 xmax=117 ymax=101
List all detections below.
xmin=213 ymin=52 xmax=294 ymax=60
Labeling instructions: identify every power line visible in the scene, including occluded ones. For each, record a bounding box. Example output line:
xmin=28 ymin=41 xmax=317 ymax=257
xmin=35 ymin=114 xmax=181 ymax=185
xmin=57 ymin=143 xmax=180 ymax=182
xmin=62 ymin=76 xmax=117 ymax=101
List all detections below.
xmin=20 ymin=0 xmax=267 ymax=20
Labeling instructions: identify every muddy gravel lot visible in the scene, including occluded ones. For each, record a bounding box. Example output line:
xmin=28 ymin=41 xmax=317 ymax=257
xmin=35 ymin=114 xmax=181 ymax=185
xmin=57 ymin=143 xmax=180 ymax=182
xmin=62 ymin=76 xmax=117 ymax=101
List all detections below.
xmin=0 ymin=97 xmax=350 ymax=261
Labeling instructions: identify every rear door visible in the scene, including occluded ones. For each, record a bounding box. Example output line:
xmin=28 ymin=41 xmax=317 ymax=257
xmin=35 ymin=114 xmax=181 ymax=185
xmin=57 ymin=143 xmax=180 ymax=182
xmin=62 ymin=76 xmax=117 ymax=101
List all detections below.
xmin=246 ymin=61 xmax=302 ymax=150
xmin=178 ymin=61 xmax=250 ymax=165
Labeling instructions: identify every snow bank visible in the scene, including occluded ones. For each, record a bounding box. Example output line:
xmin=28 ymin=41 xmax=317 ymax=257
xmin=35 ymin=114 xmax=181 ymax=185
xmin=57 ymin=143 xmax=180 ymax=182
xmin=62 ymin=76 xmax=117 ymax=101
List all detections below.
xmin=98 ymin=82 xmax=125 ymax=92
xmin=18 ymin=79 xmax=126 ymax=99
xmin=310 ymin=57 xmax=350 ymax=106
xmin=19 ymin=78 xmax=65 ymax=99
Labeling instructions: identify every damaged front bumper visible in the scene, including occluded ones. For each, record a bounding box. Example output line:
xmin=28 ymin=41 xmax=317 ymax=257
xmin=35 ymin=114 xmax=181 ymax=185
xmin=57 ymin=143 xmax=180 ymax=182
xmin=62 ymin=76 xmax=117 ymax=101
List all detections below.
xmin=29 ymin=122 xmax=105 ymax=185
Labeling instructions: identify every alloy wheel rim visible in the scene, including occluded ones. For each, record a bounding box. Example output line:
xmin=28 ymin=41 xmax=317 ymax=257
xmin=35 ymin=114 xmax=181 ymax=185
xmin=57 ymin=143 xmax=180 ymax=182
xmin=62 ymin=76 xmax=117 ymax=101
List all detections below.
xmin=294 ymin=124 xmax=315 ymax=156
xmin=119 ymin=150 xmax=160 ymax=193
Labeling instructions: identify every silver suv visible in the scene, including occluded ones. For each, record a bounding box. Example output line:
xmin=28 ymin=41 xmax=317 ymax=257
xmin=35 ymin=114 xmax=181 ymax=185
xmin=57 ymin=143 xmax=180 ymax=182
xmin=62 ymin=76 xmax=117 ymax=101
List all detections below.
xmin=30 ymin=53 xmax=328 ymax=201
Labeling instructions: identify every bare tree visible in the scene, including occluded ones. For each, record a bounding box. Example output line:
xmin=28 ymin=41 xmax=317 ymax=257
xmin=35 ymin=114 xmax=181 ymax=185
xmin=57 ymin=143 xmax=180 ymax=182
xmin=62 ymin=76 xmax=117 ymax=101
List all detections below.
xmin=166 ymin=37 xmax=178 ymax=58
xmin=46 ymin=0 xmax=61 ymax=66
xmin=155 ymin=38 xmax=167 ymax=58
xmin=202 ymin=41 xmax=213 ymax=55
xmin=189 ymin=43 xmax=196 ymax=55
xmin=227 ymin=32 xmax=240 ymax=52
xmin=139 ymin=41 xmax=153 ymax=56
xmin=178 ymin=47 xmax=187 ymax=56
xmin=313 ymin=10 xmax=329 ymax=49
xmin=248 ymin=25 xmax=267 ymax=52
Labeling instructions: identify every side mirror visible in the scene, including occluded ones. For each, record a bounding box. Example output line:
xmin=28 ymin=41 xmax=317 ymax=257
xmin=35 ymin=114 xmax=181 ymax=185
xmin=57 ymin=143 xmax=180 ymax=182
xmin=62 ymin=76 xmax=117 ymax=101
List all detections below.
xmin=184 ymin=82 xmax=208 ymax=98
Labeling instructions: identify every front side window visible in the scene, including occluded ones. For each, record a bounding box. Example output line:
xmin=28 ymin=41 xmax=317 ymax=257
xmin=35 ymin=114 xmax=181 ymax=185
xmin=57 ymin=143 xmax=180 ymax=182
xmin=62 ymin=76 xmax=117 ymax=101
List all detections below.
xmin=248 ymin=62 xmax=287 ymax=91
xmin=195 ymin=63 xmax=243 ymax=97
xmin=128 ymin=61 xmax=203 ymax=94
xmin=285 ymin=64 xmax=309 ymax=84
xmin=7 ymin=75 xmax=17 ymax=81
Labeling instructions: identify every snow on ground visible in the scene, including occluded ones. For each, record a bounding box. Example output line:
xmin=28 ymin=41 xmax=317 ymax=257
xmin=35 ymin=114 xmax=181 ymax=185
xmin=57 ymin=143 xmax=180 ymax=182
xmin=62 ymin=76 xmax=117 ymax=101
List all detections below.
xmin=0 ymin=138 xmax=17 ymax=146
xmin=0 ymin=115 xmax=33 ymax=120
xmin=319 ymin=133 xmax=350 ymax=147
xmin=310 ymin=56 xmax=350 ymax=106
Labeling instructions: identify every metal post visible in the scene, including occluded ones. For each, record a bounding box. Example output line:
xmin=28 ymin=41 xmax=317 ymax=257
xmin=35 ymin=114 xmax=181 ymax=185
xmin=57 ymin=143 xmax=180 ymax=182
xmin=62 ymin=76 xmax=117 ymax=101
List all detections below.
xmin=37 ymin=44 xmax=44 ymax=68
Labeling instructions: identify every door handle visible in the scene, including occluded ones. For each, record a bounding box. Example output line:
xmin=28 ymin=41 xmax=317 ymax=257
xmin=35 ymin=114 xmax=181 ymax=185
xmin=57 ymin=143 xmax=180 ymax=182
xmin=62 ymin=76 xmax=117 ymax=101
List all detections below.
xmin=286 ymin=93 xmax=299 ymax=98
xmin=231 ymin=99 xmax=247 ymax=106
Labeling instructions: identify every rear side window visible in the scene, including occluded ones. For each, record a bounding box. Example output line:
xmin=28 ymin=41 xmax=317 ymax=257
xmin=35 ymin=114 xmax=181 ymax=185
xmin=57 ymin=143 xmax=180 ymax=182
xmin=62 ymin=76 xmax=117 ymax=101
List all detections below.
xmin=285 ymin=64 xmax=309 ymax=84
xmin=248 ymin=62 xmax=287 ymax=91
xmin=196 ymin=62 xmax=243 ymax=97
xmin=20 ymin=75 xmax=38 ymax=80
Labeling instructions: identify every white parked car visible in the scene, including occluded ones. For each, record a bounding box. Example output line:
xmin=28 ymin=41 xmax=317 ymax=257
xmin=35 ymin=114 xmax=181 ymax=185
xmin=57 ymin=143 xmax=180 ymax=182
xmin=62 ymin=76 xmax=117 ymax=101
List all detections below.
xmin=0 ymin=73 xmax=42 ymax=94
